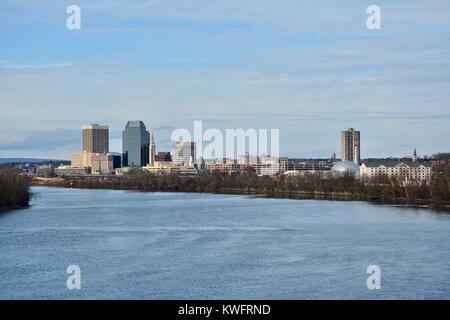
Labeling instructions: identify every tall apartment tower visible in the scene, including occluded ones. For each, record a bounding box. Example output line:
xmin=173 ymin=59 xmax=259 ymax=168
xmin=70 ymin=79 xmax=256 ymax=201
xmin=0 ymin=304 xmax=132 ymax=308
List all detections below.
xmin=122 ymin=120 xmax=150 ymax=167
xmin=82 ymin=124 xmax=109 ymax=154
xmin=341 ymin=128 xmax=360 ymax=165
xmin=171 ymin=141 xmax=196 ymax=166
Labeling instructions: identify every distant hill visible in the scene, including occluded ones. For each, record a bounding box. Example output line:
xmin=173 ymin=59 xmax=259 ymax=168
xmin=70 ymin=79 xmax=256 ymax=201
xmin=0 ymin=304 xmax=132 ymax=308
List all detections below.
xmin=0 ymin=158 xmax=68 ymax=164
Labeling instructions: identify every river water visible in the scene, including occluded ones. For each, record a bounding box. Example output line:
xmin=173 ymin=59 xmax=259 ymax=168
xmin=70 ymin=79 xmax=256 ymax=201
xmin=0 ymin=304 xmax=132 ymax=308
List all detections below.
xmin=0 ymin=186 xmax=449 ymax=299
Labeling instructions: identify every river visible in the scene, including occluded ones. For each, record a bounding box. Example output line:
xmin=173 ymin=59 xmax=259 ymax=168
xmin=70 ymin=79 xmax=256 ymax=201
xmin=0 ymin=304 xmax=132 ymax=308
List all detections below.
xmin=0 ymin=186 xmax=449 ymax=299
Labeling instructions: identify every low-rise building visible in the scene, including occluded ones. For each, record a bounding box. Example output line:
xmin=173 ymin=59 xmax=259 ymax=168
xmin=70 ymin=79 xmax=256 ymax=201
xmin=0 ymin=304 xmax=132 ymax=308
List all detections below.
xmin=115 ymin=167 xmax=133 ymax=176
xmin=360 ymin=160 xmax=432 ymax=182
xmin=208 ymin=155 xmax=288 ymax=176
xmin=35 ymin=164 xmax=55 ymax=177
xmin=255 ymin=155 xmax=288 ymax=176
xmin=91 ymin=153 xmax=114 ymax=175
xmin=206 ymin=158 xmax=238 ymax=174
xmin=206 ymin=162 xmax=235 ymax=175
xmin=286 ymin=159 xmax=333 ymax=172
xmin=55 ymin=166 xmax=90 ymax=176
xmin=143 ymin=161 xmax=197 ymax=175
xmin=70 ymin=152 xmax=115 ymax=175
xmin=238 ymin=153 xmax=258 ymax=166
xmin=172 ymin=141 xmax=196 ymax=166
xmin=155 ymin=152 xmax=172 ymax=162
xmin=71 ymin=151 xmax=92 ymax=167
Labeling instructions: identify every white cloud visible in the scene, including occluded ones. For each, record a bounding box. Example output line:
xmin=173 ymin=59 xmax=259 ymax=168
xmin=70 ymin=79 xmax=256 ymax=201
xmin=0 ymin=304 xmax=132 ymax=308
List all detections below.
xmin=0 ymin=0 xmax=449 ymax=158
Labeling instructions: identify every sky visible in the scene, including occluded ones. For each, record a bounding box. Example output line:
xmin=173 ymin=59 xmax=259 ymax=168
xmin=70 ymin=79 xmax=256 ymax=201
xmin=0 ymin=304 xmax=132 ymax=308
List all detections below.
xmin=0 ymin=0 xmax=449 ymax=159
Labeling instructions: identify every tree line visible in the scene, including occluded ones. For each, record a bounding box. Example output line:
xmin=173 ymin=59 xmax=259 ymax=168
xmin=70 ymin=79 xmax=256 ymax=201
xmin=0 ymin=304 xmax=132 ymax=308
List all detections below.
xmin=59 ymin=164 xmax=450 ymax=206
xmin=0 ymin=167 xmax=31 ymax=211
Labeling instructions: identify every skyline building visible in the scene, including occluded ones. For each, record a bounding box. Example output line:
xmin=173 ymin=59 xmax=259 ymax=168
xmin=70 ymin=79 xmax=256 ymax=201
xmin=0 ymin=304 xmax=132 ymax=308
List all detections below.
xmin=82 ymin=124 xmax=109 ymax=154
xmin=90 ymin=153 xmax=115 ymax=175
xmin=70 ymin=124 xmax=114 ymax=174
xmin=171 ymin=141 xmax=196 ymax=166
xmin=149 ymin=132 xmax=156 ymax=166
xmin=122 ymin=120 xmax=150 ymax=167
xmin=341 ymin=128 xmax=360 ymax=165
xmin=155 ymin=152 xmax=172 ymax=162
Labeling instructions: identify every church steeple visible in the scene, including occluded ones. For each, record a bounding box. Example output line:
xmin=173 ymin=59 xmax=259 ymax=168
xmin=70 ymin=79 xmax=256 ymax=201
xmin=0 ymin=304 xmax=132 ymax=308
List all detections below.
xmin=412 ymin=148 xmax=417 ymax=162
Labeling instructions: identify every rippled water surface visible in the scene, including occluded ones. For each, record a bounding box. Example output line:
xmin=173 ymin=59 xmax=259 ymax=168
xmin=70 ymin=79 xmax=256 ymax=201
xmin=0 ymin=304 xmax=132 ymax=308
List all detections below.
xmin=0 ymin=186 xmax=449 ymax=299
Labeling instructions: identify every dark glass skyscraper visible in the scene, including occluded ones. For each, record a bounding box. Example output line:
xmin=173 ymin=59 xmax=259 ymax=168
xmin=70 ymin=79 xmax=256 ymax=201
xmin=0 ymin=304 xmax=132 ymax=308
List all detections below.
xmin=122 ymin=121 xmax=150 ymax=167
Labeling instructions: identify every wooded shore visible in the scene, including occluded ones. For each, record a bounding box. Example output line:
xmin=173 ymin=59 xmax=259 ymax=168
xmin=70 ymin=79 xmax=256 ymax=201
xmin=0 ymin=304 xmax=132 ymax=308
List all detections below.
xmin=0 ymin=168 xmax=31 ymax=212
xmin=31 ymin=167 xmax=450 ymax=209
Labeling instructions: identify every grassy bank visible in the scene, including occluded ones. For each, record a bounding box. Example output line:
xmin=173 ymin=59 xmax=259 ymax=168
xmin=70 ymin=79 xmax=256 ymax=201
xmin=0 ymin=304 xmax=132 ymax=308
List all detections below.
xmin=0 ymin=168 xmax=31 ymax=212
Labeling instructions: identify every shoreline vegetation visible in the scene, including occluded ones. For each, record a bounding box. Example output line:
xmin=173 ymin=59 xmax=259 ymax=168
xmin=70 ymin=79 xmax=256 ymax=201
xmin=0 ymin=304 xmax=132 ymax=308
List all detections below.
xmin=0 ymin=168 xmax=31 ymax=212
xmin=32 ymin=166 xmax=450 ymax=210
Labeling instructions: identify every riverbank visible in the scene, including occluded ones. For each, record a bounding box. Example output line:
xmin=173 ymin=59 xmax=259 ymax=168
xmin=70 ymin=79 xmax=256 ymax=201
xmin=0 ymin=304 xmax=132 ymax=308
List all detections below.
xmin=0 ymin=168 xmax=31 ymax=212
xmin=31 ymin=173 xmax=450 ymax=210
xmin=196 ymin=188 xmax=450 ymax=211
xmin=32 ymin=177 xmax=66 ymax=187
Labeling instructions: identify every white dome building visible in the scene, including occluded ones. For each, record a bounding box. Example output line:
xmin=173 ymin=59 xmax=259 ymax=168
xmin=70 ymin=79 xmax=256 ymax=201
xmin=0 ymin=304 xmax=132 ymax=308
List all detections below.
xmin=331 ymin=160 xmax=360 ymax=178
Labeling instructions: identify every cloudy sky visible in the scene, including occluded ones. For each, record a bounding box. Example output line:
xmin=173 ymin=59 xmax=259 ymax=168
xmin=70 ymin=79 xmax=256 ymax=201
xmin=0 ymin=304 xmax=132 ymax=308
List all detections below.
xmin=0 ymin=0 xmax=449 ymax=159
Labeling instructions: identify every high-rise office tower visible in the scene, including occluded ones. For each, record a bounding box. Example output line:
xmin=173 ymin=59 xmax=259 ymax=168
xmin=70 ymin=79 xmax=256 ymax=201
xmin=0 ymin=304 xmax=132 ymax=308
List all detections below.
xmin=122 ymin=120 xmax=150 ymax=167
xmin=341 ymin=128 xmax=360 ymax=165
xmin=82 ymin=124 xmax=109 ymax=154
xmin=171 ymin=141 xmax=196 ymax=166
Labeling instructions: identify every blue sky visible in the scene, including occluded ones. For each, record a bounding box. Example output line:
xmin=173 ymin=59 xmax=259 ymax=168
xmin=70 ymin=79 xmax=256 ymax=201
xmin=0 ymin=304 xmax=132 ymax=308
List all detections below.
xmin=0 ymin=0 xmax=449 ymax=159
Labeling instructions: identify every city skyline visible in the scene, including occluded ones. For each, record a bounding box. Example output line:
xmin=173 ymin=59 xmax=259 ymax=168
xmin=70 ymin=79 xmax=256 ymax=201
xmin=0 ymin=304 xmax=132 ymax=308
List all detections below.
xmin=69 ymin=121 xmax=428 ymax=163
xmin=0 ymin=119 xmax=441 ymax=161
xmin=1 ymin=1 xmax=449 ymax=159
